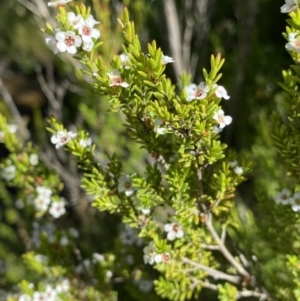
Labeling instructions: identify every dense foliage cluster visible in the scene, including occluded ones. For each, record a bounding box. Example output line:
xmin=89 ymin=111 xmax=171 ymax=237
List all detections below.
xmin=2 ymin=0 xmax=300 ymax=301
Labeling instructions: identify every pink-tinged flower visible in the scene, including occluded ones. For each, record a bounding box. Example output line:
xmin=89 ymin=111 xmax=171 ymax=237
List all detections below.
xmin=78 ymin=15 xmax=100 ymax=43
xmin=120 ymin=53 xmax=130 ymax=69
xmin=161 ymin=252 xmax=171 ymax=263
xmin=51 ymin=130 xmax=77 ymax=149
xmin=185 ymin=82 xmax=209 ymax=101
xmin=48 ymin=0 xmax=73 ymax=8
xmin=67 ymin=12 xmax=84 ymax=29
xmin=280 ymin=0 xmax=298 ymax=13
xmin=55 ymin=31 xmax=82 ymax=54
xmin=214 ymin=84 xmax=230 ymax=100
xmin=33 ymin=291 xmax=46 ymax=301
xmin=49 ymin=198 xmax=66 ymax=218
xmin=286 ymin=33 xmax=300 ymax=53
xmin=107 ymin=70 xmax=129 ymax=88
xmin=164 ymin=222 xmax=184 ymax=241
xmin=161 ymin=55 xmax=175 ymax=64
xmin=213 ymin=109 xmax=232 ymax=129
xmin=44 ymin=285 xmax=57 ymax=301
xmin=274 ymin=188 xmax=293 ymax=205
xmin=291 ymin=192 xmax=300 ymax=212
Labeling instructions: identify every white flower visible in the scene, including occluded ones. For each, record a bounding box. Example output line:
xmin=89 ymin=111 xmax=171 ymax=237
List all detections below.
xmin=164 ymin=222 xmax=184 ymax=241
xmin=274 ymin=188 xmax=293 ymax=205
xmin=55 ymin=279 xmax=69 ymax=293
xmin=78 ymin=15 xmax=100 ymax=43
xmin=234 ymin=166 xmax=243 ymax=175
xmin=126 ymin=254 xmax=134 ymax=265
xmin=15 ymin=199 xmax=24 ymax=209
xmin=161 ymin=55 xmax=175 ymax=64
xmin=49 ymin=198 xmax=66 ymax=218
xmin=280 ymin=0 xmax=298 ymax=13
xmin=60 ymin=236 xmax=69 ymax=246
xmin=55 ymin=31 xmax=82 ymax=54
xmin=118 ymin=175 xmax=135 ymax=196
xmin=185 ymin=82 xmax=209 ymax=101
xmin=33 ymin=292 xmax=46 ymax=301
xmin=80 ymin=138 xmax=92 ymax=148
xmin=48 ymin=0 xmax=73 ymax=7
xmin=286 ymin=33 xmax=300 ymax=53
xmin=292 ymin=192 xmax=300 ymax=211
xmin=67 ymin=12 xmax=84 ymax=29
xmin=34 ymin=254 xmax=48 ymax=263
xmin=51 ymin=130 xmax=77 ymax=149
xmin=213 ymin=109 xmax=232 ymax=129
xmin=29 ymin=154 xmax=39 ymax=166
xmin=141 ymin=208 xmax=151 ymax=215
xmin=120 ymin=53 xmax=130 ymax=69
xmin=1 ymin=165 xmax=16 ymax=181
xmin=7 ymin=124 xmax=17 ymax=133
xmin=214 ymin=84 xmax=230 ymax=100
xmin=213 ymin=126 xmax=223 ymax=134
xmin=230 ymin=161 xmax=238 ymax=168
xmin=45 ymin=35 xmax=59 ymax=54
xmin=143 ymin=241 xmax=162 ymax=265
xmin=107 ymin=70 xmax=129 ymax=88
xmin=34 ymin=186 xmax=52 ymax=212
xmin=44 ymin=285 xmax=57 ymax=301
xmin=119 ymin=225 xmax=137 ymax=245
xmin=138 ymin=280 xmax=153 ymax=292
xmin=34 ymin=195 xmax=51 ymax=211
xmin=154 ymin=119 xmax=169 ymax=135
xmin=18 ymin=294 xmax=31 ymax=301
xmin=36 ymin=186 xmax=52 ymax=199
xmin=82 ymin=41 xmax=94 ymax=52
xmin=68 ymin=227 xmax=79 ymax=238
xmin=106 ymin=270 xmax=113 ymax=279
xmin=92 ymin=253 xmax=105 ymax=263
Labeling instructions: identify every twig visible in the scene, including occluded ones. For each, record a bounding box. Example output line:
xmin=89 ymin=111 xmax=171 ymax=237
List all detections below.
xmin=0 ymin=78 xmax=29 ymax=140
xmin=236 ymin=289 xmax=269 ymax=300
xmin=182 ymin=257 xmax=241 ymax=284
xmin=190 ymin=276 xmax=218 ymax=290
xmin=205 ymin=211 xmax=250 ymax=279
xmin=201 ymin=243 xmax=219 ymax=250
xmin=163 ymin=0 xmax=183 ymax=80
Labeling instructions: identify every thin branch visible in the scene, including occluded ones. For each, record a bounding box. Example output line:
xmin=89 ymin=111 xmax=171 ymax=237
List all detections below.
xmin=163 ymin=0 xmax=183 ymax=80
xmin=201 ymin=243 xmax=220 ymax=250
xmin=40 ymin=150 xmax=81 ymax=207
xmin=236 ymin=289 xmax=269 ymax=300
xmin=0 ymin=78 xmax=29 ymax=140
xmin=182 ymin=257 xmax=241 ymax=284
xmin=190 ymin=276 xmax=218 ymax=291
xmin=205 ymin=211 xmax=250 ymax=278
